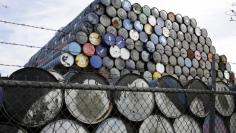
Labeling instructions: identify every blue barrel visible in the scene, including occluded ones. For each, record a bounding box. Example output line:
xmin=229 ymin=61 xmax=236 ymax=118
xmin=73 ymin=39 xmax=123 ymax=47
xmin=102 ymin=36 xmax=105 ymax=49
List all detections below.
xmin=104 ymin=33 xmax=116 ymax=46
xmin=63 ymin=42 xmax=81 ymax=55
xmin=116 ymin=36 xmax=125 ymax=48
xmin=3 ymin=68 xmax=63 ymax=127
xmin=96 ymin=45 xmax=108 ymax=57
xmin=90 ymin=55 xmax=102 ymax=69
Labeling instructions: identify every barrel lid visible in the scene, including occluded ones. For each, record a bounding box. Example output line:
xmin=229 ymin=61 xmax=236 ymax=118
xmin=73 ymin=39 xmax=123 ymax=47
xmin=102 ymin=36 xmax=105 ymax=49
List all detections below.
xmin=161 ymin=54 xmax=169 ymax=65
xmin=111 ymin=0 xmax=121 ymax=8
xmin=148 ymin=15 xmax=157 ymax=26
xmin=110 ymin=45 xmax=121 ymax=58
xmin=89 ymin=32 xmax=101 ymax=46
xmin=156 ymin=44 xmax=164 ymax=54
xmin=177 ymin=31 xmax=184 ymax=41
xmin=115 ymin=74 xmax=154 ymax=121
xmin=100 ymin=15 xmax=111 ymax=27
xmin=120 ymin=48 xmax=130 ymax=60
xmin=182 ymin=66 xmax=189 ymax=76
xmin=103 ymin=56 xmax=114 ymax=69
xmin=123 ymin=19 xmax=133 ymax=30
xmin=172 ymin=22 xmax=179 ymax=31
xmin=125 ymin=38 xmax=134 ymax=50
xmin=91 ymin=3 xmax=105 ymax=16
xmin=139 ymin=32 xmax=148 ymax=43
xmin=118 ymin=28 xmax=128 ymax=39
xmin=154 ymin=25 xmax=162 ymax=36
xmin=192 ymin=34 xmax=198 ymax=44
xmin=132 ymin=3 xmax=142 ymax=14
xmin=188 ymin=25 xmax=194 ymax=34
xmin=75 ymin=54 xmax=89 ymax=68
xmin=147 ymin=62 xmax=156 ymax=73
xmin=185 ymin=58 xmax=192 ymax=68
xmin=146 ymin=41 xmax=155 ymax=53
xmin=194 ymin=50 xmax=201 ymax=60
xmin=169 ymin=29 xmax=177 ymax=39
xmin=67 ymin=42 xmax=81 ymax=55
xmin=90 ymin=55 xmax=102 ymax=69
xmin=156 ymin=63 xmax=165 ymax=73
xmin=156 ymin=76 xmax=187 ymax=118
xmin=180 ymin=24 xmax=187 ymax=33
xmin=178 ymin=56 xmax=185 ymax=66
xmin=185 ymin=33 xmax=192 ymax=42
xmin=116 ymin=36 xmax=125 ymax=48
xmin=180 ymin=48 xmax=187 ymax=58
xmin=166 ymin=65 xmax=174 ymax=75
xmin=159 ymin=36 xmax=167 ymax=46
xmin=189 ymin=42 xmax=196 ymax=51
xmin=157 ymin=17 xmax=165 ymax=27
xmin=76 ymin=31 xmax=88 ymax=44
xmin=141 ymin=51 xmax=150 ymax=62
xmin=168 ymin=12 xmax=176 ymax=22
xmin=134 ymin=40 xmax=143 ymax=52
xmin=162 ymin=27 xmax=170 ymax=37
xmin=195 ymin=27 xmax=201 ymax=36
xmin=208 ymin=53 xmax=213 ymax=62
xmin=150 ymin=34 xmax=159 ymax=44
xmin=176 ymin=13 xmax=183 ymax=23
xmin=201 ymin=52 xmax=208 ymax=61
xmin=134 ymin=21 xmax=144 ymax=31
xmin=107 ymin=26 xmax=117 ymax=36
xmin=153 ymin=71 xmax=162 ymax=80
xmin=117 ymin=8 xmax=127 ymax=20
xmin=165 ymin=45 xmax=172 ymax=56
xmin=144 ymin=24 xmax=153 ymax=35
xmin=224 ymin=71 xmax=230 ymax=80
xmin=220 ymin=55 xmax=227 ymax=64
xmin=174 ymin=65 xmax=182 ymax=76
xmin=160 ymin=10 xmax=167 ymax=20
xmin=139 ymin=13 xmax=148 ymax=24
xmin=199 ymin=36 xmax=205 ymax=44
xmin=142 ymin=5 xmax=151 ymax=16
xmin=173 ymin=47 xmax=180 ymax=57
xmin=96 ymin=118 xmax=128 ymax=133
xmin=192 ymin=58 xmax=199 ymax=68
xmin=115 ymin=58 xmax=125 ymax=70
xmin=112 ymin=17 xmax=122 ymax=29
xmin=60 ymin=53 xmax=74 ymax=67
xmin=125 ymin=59 xmax=135 ymax=70
xmin=197 ymin=43 xmax=203 ymax=52
xmin=122 ymin=0 xmax=131 ymax=11
xmin=83 ymin=43 xmax=95 ymax=56
xmin=151 ymin=7 xmax=159 ymax=18
xmin=101 ymin=0 xmax=111 ymax=6
xmin=104 ymin=33 xmax=115 ymax=46
xmin=143 ymin=71 xmax=152 ymax=82
xmin=129 ymin=29 xmax=139 ymax=41
xmin=128 ymin=11 xmax=137 ymax=21
xmin=165 ymin=20 xmax=173 ymax=29
xmin=187 ymin=49 xmax=194 ymax=59
xmin=153 ymin=51 xmax=162 ymax=63
xmin=190 ymin=67 xmax=197 ymax=77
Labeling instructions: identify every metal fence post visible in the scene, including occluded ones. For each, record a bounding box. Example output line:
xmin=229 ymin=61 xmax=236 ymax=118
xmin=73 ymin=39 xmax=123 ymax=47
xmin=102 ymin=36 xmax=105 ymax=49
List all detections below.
xmin=209 ymin=55 xmax=216 ymax=133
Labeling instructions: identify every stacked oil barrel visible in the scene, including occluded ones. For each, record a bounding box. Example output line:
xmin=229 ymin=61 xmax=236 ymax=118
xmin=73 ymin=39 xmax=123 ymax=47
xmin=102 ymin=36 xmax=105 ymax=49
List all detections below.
xmin=0 ymin=67 xmax=236 ymax=133
xmin=8 ymin=0 xmax=235 ymax=132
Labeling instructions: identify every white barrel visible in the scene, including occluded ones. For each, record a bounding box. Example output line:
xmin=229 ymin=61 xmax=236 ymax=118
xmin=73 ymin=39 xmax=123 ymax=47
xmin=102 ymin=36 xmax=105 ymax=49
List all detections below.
xmin=65 ymin=73 xmax=112 ymax=124
xmin=139 ymin=115 xmax=174 ymax=133
xmin=173 ymin=115 xmax=201 ymax=133
xmin=40 ymin=119 xmax=88 ymax=133
xmin=96 ymin=118 xmax=128 ymax=133
xmin=215 ymin=82 xmax=235 ymax=116
xmin=115 ymin=74 xmax=154 ymax=121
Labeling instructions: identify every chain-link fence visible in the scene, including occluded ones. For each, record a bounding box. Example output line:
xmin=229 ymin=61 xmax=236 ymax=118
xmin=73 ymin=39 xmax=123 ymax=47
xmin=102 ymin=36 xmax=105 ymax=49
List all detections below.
xmin=0 ymin=74 xmax=236 ymax=133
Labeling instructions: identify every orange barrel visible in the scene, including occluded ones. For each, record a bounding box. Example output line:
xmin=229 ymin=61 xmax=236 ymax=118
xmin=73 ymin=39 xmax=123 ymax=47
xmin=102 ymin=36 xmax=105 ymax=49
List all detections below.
xmin=3 ymin=68 xmax=63 ymax=127
xmin=114 ymin=74 xmax=154 ymax=121
xmin=40 ymin=119 xmax=88 ymax=133
xmin=155 ymin=76 xmax=187 ymax=118
xmin=64 ymin=73 xmax=112 ymax=124
xmin=185 ymin=79 xmax=210 ymax=117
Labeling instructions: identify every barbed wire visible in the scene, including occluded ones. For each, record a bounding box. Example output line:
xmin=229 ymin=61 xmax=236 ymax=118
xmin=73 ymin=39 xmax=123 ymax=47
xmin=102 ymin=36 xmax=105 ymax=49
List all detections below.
xmin=0 ymin=19 xmax=65 ymax=33
xmin=0 ymin=63 xmax=24 ymax=68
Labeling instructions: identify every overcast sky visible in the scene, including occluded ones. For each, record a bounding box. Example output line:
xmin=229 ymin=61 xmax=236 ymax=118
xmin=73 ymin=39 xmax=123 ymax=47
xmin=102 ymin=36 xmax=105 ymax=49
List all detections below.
xmin=0 ymin=0 xmax=236 ymax=76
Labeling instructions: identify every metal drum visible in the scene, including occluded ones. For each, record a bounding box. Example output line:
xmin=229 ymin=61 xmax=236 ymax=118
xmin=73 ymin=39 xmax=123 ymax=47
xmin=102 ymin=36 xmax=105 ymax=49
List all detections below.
xmin=155 ymin=76 xmax=187 ymax=118
xmin=215 ymin=82 xmax=235 ymax=116
xmin=230 ymin=113 xmax=236 ymax=133
xmin=0 ymin=124 xmax=27 ymax=133
xmin=173 ymin=115 xmax=201 ymax=133
xmin=65 ymin=73 xmax=112 ymax=124
xmin=3 ymin=68 xmax=62 ymax=127
xmin=96 ymin=118 xmax=129 ymax=133
xmin=203 ymin=115 xmax=227 ymax=133
xmin=186 ymin=79 xmax=210 ymax=117
xmin=115 ymin=74 xmax=154 ymax=121
xmin=40 ymin=119 xmax=88 ymax=133
xmin=139 ymin=115 xmax=174 ymax=133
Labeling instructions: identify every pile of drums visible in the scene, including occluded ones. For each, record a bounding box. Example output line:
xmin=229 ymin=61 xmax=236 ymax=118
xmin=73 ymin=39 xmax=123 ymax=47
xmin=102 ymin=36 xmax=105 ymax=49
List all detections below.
xmin=25 ymin=0 xmax=234 ymax=86
xmin=0 ymin=67 xmax=236 ymax=133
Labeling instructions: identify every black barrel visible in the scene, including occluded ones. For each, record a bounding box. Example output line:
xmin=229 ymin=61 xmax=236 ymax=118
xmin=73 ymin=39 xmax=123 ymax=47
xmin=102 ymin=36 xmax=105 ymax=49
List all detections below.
xmin=3 ymin=68 xmax=63 ymax=127
xmin=114 ymin=74 xmax=154 ymax=122
xmin=203 ymin=115 xmax=227 ymax=133
xmin=185 ymin=79 xmax=210 ymax=117
xmin=139 ymin=115 xmax=174 ymax=133
xmin=155 ymin=76 xmax=187 ymax=118
xmin=0 ymin=124 xmax=27 ymax=133
xmin=215 ymin=82 xmax=235 ymax=117
xmin=64 ymin=72 xmax=112 ymax=124
xmin=40 ymin=119 xmax=88 ymax=133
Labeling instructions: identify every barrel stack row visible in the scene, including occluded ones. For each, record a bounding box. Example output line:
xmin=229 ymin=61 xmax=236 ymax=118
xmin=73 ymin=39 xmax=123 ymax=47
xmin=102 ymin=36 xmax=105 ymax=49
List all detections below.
xmin=25 ymin=0 xmax=235 ymax=86
xmin=1 ymin=67 xmax=236 ymax=133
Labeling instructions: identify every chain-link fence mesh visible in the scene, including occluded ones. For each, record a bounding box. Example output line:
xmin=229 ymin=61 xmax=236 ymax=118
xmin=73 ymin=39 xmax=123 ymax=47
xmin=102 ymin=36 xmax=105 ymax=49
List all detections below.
xmin=0 ymin=77 xmax=236 ymax=133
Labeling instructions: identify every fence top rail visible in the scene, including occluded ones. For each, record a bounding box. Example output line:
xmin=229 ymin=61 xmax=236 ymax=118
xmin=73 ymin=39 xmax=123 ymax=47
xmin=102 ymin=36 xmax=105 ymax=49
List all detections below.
xmin=0 ymin=80 xmax=235 ymax=95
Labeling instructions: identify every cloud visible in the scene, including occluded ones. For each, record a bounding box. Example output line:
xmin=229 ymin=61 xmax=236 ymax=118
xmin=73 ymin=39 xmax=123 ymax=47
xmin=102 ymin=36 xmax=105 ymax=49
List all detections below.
xmin=0 ymin=0 xmax=236 ymax=76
